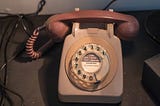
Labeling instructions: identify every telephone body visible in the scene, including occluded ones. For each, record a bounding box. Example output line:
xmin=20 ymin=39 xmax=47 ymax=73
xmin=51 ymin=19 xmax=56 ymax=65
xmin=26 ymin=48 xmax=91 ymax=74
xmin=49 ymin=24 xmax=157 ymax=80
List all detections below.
xmin=25 ymin=9 xmax=139 ymax=103
xmin=59 ymin=22 xmax=123 ymax=103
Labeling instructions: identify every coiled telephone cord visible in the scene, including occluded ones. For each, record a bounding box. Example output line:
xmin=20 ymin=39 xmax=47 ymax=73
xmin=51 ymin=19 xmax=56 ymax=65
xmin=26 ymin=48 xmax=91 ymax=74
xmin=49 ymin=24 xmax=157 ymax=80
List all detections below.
xmin=25 ymin=25 xmax=46 ymax=59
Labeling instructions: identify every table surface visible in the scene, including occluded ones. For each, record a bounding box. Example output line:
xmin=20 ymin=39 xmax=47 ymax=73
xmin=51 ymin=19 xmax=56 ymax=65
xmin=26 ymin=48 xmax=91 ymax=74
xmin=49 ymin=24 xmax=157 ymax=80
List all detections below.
xmin=0 ymin=11 xmax=160 ymax=106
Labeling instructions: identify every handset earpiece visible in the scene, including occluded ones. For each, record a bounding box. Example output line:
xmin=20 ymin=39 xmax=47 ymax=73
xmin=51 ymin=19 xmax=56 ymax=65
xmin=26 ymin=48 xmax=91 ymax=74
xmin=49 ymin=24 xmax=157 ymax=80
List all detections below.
xmin=115 ymin=16 xmax=139 ymax=40
xmin=46 ymin=21 xmax=70 ymax=41
xmin=26 ymin=10 xmax=139 ymax=59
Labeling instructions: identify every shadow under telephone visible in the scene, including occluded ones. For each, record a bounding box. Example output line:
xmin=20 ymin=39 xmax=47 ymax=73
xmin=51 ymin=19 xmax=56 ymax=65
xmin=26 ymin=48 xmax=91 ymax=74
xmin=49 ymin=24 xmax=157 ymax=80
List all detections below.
xmin=25 ymin=9 xmax=139 ymax=103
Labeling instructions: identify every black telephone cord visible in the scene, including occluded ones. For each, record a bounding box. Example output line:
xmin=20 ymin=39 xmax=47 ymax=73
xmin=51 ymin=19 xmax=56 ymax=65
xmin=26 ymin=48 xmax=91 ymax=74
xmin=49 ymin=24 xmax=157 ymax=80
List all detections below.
xmin=103 ymin=0 xmax=117 ymax=10
xmin=0 ymin=0 xmax=46 ymax=105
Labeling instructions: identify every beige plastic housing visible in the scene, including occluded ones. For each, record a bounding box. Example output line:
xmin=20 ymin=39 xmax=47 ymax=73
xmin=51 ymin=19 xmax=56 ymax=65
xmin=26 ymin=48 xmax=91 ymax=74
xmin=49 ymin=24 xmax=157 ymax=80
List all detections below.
xmin=58 ymin=22 xmax=123 ymax=103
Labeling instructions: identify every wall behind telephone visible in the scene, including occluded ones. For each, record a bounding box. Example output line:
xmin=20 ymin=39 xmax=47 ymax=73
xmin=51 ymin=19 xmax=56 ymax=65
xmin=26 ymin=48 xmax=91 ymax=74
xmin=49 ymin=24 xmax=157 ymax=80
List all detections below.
xmin=0 ymin=0 xmax=160 ymax=14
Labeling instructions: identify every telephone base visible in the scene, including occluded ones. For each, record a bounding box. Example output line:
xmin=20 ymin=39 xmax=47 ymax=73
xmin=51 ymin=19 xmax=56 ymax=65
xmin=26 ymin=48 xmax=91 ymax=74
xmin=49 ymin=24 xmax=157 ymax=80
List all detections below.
xmin=58 ymin=91 xmax=122 ymax=104
xmin=59 ymin=96 xmax=121 ymax=104
xmin=58 ymin=26 xmax=123 ymax=104
xmin=58 ymin=57 xmax=122 ymax=103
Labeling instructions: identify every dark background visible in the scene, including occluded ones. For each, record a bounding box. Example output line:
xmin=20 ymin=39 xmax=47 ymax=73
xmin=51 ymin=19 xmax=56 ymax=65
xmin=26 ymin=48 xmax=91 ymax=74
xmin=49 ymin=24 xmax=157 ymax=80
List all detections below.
xmin=0 ymin=11 xmax=160 ymax=106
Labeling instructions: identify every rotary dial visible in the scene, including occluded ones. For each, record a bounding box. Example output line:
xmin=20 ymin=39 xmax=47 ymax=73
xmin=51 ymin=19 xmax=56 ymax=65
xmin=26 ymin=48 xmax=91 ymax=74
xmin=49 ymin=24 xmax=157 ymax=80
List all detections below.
xmin=69 ymin=43 xmax=110 ymax=90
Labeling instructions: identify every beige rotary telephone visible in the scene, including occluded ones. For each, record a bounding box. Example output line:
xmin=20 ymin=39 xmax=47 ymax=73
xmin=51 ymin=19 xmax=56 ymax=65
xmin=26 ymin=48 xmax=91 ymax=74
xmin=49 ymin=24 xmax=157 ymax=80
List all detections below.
xmin=25 ymin=9 xmax=139 ymax=103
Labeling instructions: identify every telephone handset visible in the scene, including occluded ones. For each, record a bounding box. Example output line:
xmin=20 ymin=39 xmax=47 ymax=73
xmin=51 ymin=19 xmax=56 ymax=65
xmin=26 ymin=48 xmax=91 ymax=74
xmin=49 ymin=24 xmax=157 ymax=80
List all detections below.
xmin=26 ymin=9 xmax=139 ymax=59
xmin=25 ymin=9 xmax=139 ymax=103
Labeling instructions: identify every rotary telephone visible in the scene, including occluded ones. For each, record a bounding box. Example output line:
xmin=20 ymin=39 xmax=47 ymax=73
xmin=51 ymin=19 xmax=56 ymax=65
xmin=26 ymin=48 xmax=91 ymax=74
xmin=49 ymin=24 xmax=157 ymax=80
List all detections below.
xmin=25 ymin=9 xmax=139 ymax=103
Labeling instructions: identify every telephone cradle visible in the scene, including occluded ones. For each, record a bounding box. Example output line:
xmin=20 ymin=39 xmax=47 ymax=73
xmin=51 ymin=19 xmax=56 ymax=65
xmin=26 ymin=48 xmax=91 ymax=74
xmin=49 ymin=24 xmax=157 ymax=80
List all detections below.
xmin=25 ymin=9 xmax=139 ymax=103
